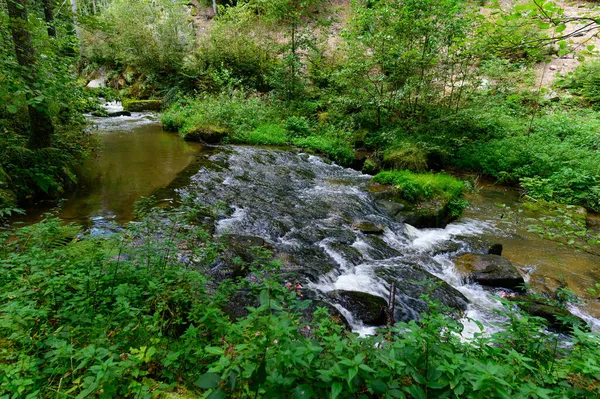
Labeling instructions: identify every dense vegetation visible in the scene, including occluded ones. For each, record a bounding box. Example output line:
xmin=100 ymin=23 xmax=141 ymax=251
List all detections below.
xmin=2 ymin=0 xmax=600 ymax=397
xmin=0 ymin=208 xmax=598 ymax=398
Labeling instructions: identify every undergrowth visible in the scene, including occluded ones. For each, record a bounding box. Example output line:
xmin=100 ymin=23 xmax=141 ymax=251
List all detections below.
xmin=0 ymin=206 xmax=598 ymax=398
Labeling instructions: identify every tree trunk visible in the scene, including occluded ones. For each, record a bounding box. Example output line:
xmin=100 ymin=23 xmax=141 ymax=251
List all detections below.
xmin=41 ymin=0 xmax=56 ymax=37
xmin=6 ymin=0 xmax=54 ymax=148
xmin=212 ymin=0 xmax=217 ymax=16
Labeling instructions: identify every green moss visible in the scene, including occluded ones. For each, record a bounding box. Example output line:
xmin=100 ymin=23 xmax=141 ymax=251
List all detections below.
xmin=182 ymin=124 xmax=230 ymax=144
xmin=122 ymin=99 xmax=162 ymax=112
xmin=233 ymin=124 xmax=289 ymax=146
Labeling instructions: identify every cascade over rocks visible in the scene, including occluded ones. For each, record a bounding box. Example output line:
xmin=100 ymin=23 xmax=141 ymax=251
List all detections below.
xmin=175 ymin=146 xmax=475 ymax=327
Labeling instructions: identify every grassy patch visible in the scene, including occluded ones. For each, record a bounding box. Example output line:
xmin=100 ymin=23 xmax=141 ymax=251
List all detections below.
xmin=233 ymin=124 xmax=289 ymax=146
xmin=373 ymin=170 xmax=466 ymax=203
xmin=292 ymin=135 xmax=355 ymax=166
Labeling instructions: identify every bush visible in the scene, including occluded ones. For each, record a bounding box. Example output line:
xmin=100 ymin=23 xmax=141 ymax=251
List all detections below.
xmin=560 ymin=60 xmax=600 ymax=107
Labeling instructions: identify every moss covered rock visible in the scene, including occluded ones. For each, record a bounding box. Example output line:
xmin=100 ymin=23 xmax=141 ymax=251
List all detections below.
xmin=183 ymin=125 xmax=229 ymax=144
xmin=122 ymin=99 xmax=162 ymax=112
xmin=383 ymin=145 xmax=428 ymax=172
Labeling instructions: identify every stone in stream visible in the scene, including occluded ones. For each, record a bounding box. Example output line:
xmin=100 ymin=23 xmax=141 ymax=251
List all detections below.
xmin=183 ymin=125 xmax=229 ymax=144
xmin=352 ymin=220 xmax=385 ymax=235
xmin=325 ymin=290 xmax=388 ymax=326
xmin=107 ymin=111 xmax=131 ymax=117
xmin=454 ymin=253 xmax=525 ymax=291
xmin=122 ymin=99 xmax=162 ymax=112
xmin=376 ymin=262 xmax=469 ymax=323
xmin=370 ymin=185 xmax=458 ymax=228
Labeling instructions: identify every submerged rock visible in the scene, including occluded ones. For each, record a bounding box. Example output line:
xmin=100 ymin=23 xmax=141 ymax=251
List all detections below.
xmin=326 ymin=290 xmax=388 ymax=326
xmin=455 ymin=253 xmax=525 ymax=291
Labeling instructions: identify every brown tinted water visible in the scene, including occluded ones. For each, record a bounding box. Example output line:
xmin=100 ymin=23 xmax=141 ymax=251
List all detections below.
xmin=464 ymin=183 xmax=600 ymax=322
xmin=16 ymin=113 xmax=202 ymax=226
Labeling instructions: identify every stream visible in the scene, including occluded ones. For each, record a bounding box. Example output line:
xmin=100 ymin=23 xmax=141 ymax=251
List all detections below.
xmin=17 ymin=103 xmax=600 ymax=335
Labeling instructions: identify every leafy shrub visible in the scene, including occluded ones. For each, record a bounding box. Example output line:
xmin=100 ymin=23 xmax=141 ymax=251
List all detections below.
xmin=285 ymin=116 xmax=311 ymax=138
xmin=0 ymin=210 xmax=598 ymax=397
xmin=560 ymin=60 xmax=600 ymax=107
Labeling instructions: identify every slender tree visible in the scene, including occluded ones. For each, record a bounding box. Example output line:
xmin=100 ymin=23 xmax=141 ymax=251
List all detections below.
xmin=41 ymin=0 xmax=56 ymax=37
xmin=6 ymin=0 xmax=55 ymax=148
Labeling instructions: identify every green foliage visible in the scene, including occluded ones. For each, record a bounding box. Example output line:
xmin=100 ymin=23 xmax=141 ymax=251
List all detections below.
xmin=292 ymin=135 xmax=355 ymax=166
xmin=83 ymin=0 xmax=194 ymax=76
xmin=383 ymin=142 xmax=428 ymax=172
xmin=373 ymin=170 xmax=466 ymax=203
xmin=1 ymin=211 xmax=598 ymax=398
xmin=560 ymin=60 xmax=600 ymax=107
xmin=285 ymin=116 xmax=311 ymax=138
xmin=234 ymin=124 xmax=289 ymax=146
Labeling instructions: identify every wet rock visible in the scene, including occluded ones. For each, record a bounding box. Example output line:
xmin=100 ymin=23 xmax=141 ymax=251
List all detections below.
xmin=488 ymin=243 xmax=503 ymax=256
xmin=208 ymin=235 xmax=272 ymax=281
xmin=183 ymin=125 xmax=230 ymax=144
xmin=455 ymin=253 xmax=525 ymax=291
xmin=362 ymin=157 xmax=382 ymax=175
xmin=123 ymin=99 xmax=162 ymax=112
xmin=325 ymin=290 xmax=388 ymax=326
xmin=511 ymin=296 xmax=587 ymax=333
xmin=352 ymin=221 xmax=384 ymax=235
xmin=371 ymin=186 xmax=457 ymax=228
xmin=376 ymin=262 xmax=469 ymax=323
xmin=107 ymin=111 xmax=131 ymax=117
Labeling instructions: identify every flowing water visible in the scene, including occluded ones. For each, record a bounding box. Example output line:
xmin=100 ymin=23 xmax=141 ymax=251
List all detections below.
xmin=15 ymin=108 xmax=600 ymax=334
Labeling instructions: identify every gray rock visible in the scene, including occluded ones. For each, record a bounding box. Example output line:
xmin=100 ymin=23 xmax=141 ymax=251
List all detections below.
xmin=455 ymin=253 xmax=525 ymax=291
xmin=326 ymin=290 xmax=388 ymax=326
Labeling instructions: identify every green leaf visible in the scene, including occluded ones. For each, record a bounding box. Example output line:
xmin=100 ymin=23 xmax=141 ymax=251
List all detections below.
xmin=405 ymin=385 xmax=427 ymax=399
xmin=331 ymin=382 xmax=343 ymax=399
xmin=370 ymin=379 xmax=388 ymax=395
xmin=348 ymin=367 xmax=358 ymax=384
xmin=587 ymin=45 xmax=595 ymax=51
xmin=205 ymin=347 xmax=225 ymax=355
xmin=195 ymin=372 xmax=221 ymax=389
xmin=207 ymin=388 xmax=227 ymax=399
xmin=556 ymin=24 xmax=566 ymax=33
xmin=259 ymin=289 xmax=269 ymax=306
xmin=294 ymin=384 xmax=314 ymax=399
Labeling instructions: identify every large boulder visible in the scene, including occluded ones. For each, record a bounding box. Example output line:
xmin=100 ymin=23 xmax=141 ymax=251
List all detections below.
xmin=122 ymin=99 xmax=162 ymax=112
xmin=352 ymin=220 xmax=384 ymax=235
xmin=183 ymin=125 xmax=229 ymax=144
xmin=371 ymin=185 xmax=458 ymax=228
xmin=375 ymin=262 xmax=469 ymax=323
xmin=455 ymin=253 xmax=525 ymax=291
xmin=325 ymin=290 xmax=388 ymax=326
